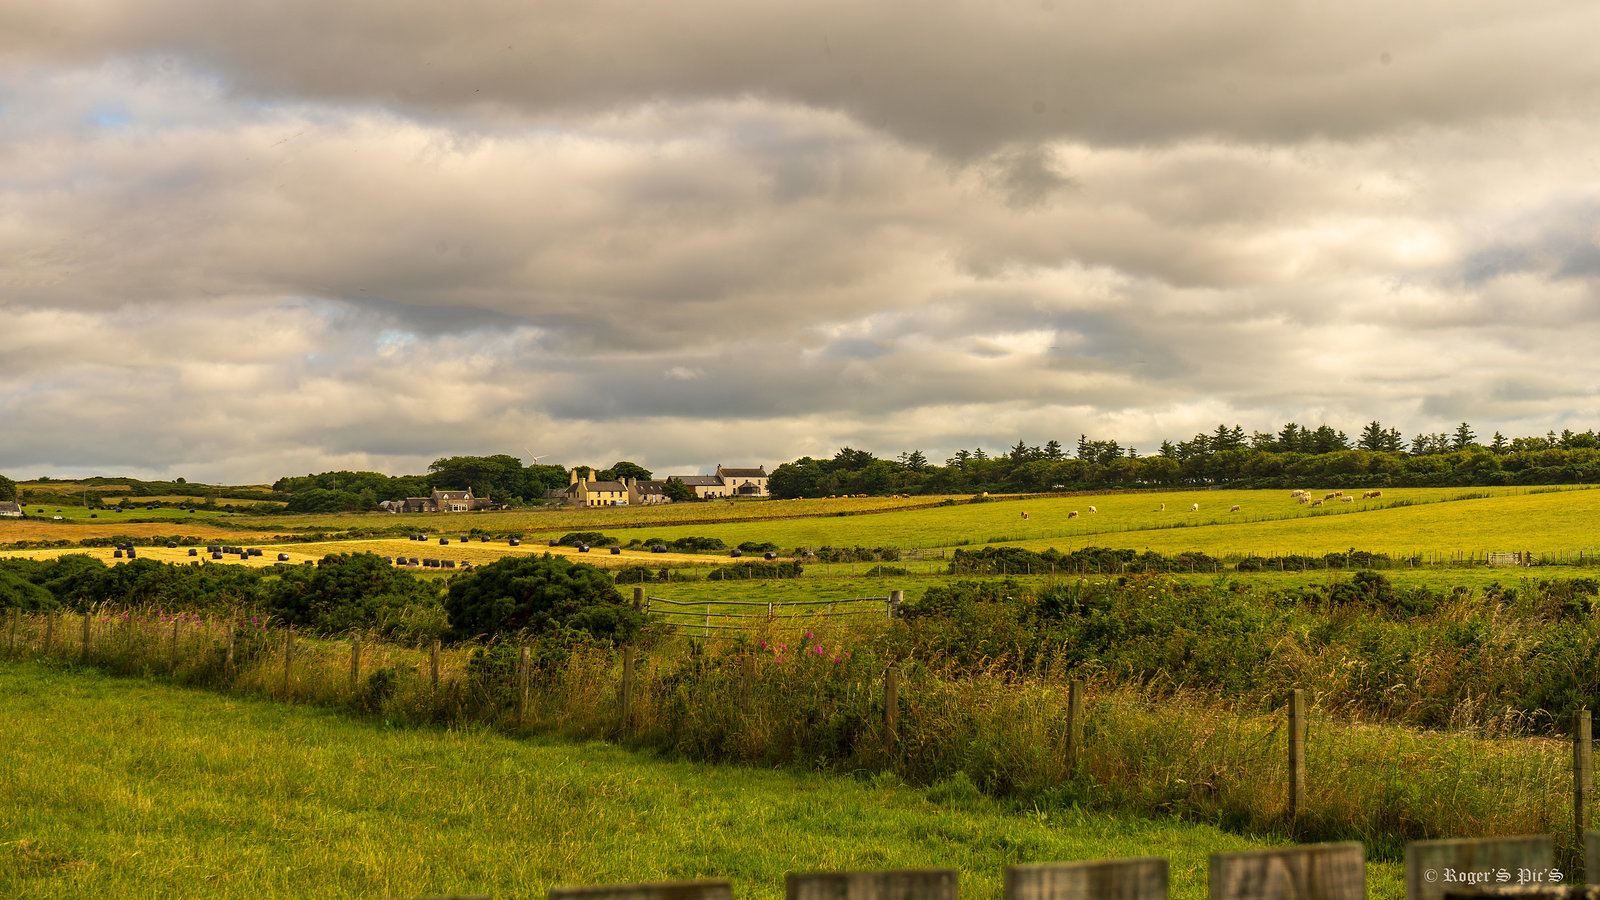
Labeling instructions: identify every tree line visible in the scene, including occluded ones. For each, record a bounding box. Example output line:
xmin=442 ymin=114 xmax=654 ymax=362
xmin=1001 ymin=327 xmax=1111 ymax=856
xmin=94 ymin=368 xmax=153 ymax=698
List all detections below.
xmin=766 ymin=422 xmax=1600 ymax=498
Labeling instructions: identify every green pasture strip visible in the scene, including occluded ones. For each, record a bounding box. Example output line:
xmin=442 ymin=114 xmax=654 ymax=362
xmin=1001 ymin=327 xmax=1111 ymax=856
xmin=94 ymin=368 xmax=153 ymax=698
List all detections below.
xmin=0 ymin=660 xmax=1364 ymax=900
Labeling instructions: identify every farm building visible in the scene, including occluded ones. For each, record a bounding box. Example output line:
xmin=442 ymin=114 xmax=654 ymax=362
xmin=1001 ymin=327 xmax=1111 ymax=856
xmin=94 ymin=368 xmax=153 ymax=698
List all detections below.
xmin=563 ymin=470 xmax=629 ymax=507
xmin=627 ymin=478 xmax=671 ymax=505
xmin=665 ymin=465 xmax=770 ymax=499
xmin=0 ymin=501 xmax=21 ymax=517
xmin=394 ymin=488 xmax=496 ymax=513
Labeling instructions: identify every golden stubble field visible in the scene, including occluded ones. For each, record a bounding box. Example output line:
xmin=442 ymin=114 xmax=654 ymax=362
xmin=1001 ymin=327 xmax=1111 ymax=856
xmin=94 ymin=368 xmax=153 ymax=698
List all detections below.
xmin=0 ymin=535 xmax=716 ymax=570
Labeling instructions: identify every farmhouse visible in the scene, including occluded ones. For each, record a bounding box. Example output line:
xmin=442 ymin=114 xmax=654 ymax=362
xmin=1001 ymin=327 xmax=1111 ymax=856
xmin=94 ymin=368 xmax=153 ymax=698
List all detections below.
xmin=665 ymin=465 xmax=770 ymax=499
xmin=627 ymin=478 xmax=670 ymax=505
xmin=393 ymin=488 xmax=495 ymax=513
xmin=0 ymin=501 xmax=21 ymax=518
xmin=564 ymin=470 xmax=629 ymax=507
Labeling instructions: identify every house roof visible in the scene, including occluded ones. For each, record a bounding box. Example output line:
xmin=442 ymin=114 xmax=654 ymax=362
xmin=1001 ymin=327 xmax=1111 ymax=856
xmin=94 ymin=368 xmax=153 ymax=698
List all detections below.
xmin=670 ymin=475 xmax=723 ymax=486
xmin=0 ymin=501 xmax=21 ymax=515
xmin=432 ymin=490 xmax=473 ymax=501
xmin=718 ymin=466 xmax=767 ymax=478
xmin=586 ymin=481 xmax=627 ymax=492
xmin=634 ymin=480 xmax=667 ymax=494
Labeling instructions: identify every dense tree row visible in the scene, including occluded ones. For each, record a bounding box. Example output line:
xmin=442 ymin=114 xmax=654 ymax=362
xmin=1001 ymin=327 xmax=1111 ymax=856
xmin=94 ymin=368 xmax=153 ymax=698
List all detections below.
xmin=766 ymin=422 xmax=1600 ymax=497
xmin=270 ymin=456 xmax=655 ymax=511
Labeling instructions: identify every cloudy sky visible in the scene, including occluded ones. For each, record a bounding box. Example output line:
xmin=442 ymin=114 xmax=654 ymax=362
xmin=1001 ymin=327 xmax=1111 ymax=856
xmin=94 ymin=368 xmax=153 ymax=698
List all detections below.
xmin=4 ymin=1 xmax=1600 ymax=483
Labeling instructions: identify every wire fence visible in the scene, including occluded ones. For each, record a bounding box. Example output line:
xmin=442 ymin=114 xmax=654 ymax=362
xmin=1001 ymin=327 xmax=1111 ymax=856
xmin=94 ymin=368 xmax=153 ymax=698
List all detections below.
xmin=642 ymin=592 xmax=898 ymax=639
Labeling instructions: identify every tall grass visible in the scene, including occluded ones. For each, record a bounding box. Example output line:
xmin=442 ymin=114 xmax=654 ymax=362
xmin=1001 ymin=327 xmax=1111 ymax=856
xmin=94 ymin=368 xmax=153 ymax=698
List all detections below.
xmin=2 ymin=606 xmax=1579 ymax=871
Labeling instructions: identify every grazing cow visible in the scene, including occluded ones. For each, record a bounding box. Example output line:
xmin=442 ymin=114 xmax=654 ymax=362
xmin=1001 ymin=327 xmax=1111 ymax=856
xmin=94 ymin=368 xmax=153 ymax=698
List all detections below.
xmin=1190 ymin=503 xmax=1199 ymax=512
xmin=1324 ymin=492 xmax=1339 ymax=501
xmin=1159 ymin=503 xmax=1166 ymax=511
xmin=1341 ymin=496 xmax=1353 ymax=503
xmin=1021 ymin=511 xmax=1029 ymax=520
xmin=1298 ymin=496 xmax=1310 ymax=504
xmin=1068 ymin=510 xmax=1079 ymax=518
xmin=1230 ymin=504 xmax=1241 ymax=512
xmin=1311 ymin=499 xmax=1323 ymax=506
xmin=1363 ymin=490 xmax=1383 ymax=499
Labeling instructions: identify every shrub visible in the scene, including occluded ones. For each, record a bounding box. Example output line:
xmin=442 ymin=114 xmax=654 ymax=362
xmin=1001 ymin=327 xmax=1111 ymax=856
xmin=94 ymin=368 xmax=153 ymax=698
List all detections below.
xmin=558 ymin=532 xmax=616 ymax=547
xmin=443 ymin=553 xmax=644 ymax=644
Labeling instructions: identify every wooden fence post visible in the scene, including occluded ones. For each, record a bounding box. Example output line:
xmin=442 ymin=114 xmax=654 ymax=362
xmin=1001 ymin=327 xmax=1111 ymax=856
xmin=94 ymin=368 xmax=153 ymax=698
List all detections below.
xmin=81 ymin=611 xmax=92 ymax=658
xmin=43 ymin=612 xmax=54 ymax=655
xmin=887 ymin=589 xmax=904 ymax=620
xmin=740 ymin=655 xmax=753 ymax=717
xmin=633 ymin=587 xmax=644 ymax=612
xmin=619 ymin=645 xmax=634 ymax=735
xmin=225 ymin=623 xmax=235 ymax=675
xmin=350 ymin=633 xmax=362 ymax=692
xmin=8 ymin=608 xmax=16 ymax=653
xmin=1065 ymin=679 xmax=1085 ymax=776
xmin=1578 ymin=708 xmax=1593 ymax=850
xmin=1288 ymin=688 xmax=1306 ymax=818
xmin=517 ymin=646 xmax=530 ymax=726
xmin=431 ymin=639 xmax=441 ymax=688
xmin=885 ymin=666 xmax=899 ymax=749
xmin=170 ymin=620 xmax=180 ymax=672
xmin=283 ymin=626 xmax=294 ymax=697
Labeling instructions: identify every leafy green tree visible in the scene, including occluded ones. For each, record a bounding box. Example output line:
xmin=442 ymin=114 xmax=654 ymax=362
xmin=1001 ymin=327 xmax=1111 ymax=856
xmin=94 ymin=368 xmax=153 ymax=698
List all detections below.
xmin=444 ymin=553 xmax=643 ymax=643
xmin=606 ymin=461 xmax=652 ymax=482
xmin=1358 ymin=421 xmax=1387 ymax=452
xmin=1452 ymin=422 xmax=1477 ymax=451
xmin=0 ymin=474 xmax=15 ymax=502
xmin=0 ymin=567 xmax=54 ymax=610
xmin=898 ymin=449 xmax=929 ymax=471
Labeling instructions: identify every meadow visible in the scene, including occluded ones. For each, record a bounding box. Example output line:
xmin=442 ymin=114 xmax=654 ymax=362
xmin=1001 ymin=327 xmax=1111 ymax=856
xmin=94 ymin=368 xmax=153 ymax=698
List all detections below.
xmin=2 ymin=659 xmax=1403 ymax=900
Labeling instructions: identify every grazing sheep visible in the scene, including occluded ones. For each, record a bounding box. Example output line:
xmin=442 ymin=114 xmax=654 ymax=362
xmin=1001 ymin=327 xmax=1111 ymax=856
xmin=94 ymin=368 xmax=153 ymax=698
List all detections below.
xmin=1230 ymin=504 xmax=1241 ymax=512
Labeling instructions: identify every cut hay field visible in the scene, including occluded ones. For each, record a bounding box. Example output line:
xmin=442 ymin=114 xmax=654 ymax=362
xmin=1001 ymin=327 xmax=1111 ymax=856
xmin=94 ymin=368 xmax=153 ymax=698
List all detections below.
xmin=3 ymin=660 xmax=1387 ymax=900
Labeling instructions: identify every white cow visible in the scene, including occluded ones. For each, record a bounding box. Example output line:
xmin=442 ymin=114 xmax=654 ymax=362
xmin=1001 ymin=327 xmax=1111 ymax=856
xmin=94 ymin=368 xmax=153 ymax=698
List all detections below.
xmin=1190 ymin=503 xmax=1199 ymax=512
xmin=1230 ymin=504 xmax=1241 ymax=512
xmin=1088 ymin=506 xmax=1097 ymax=513
xmin=1068 ymin=510 xmax=1079 ymax=519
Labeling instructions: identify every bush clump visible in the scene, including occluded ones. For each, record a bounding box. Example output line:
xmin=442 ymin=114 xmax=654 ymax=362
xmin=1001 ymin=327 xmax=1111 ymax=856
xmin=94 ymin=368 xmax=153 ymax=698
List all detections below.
xmin=443 ymin=553 xmax=644 ymax=645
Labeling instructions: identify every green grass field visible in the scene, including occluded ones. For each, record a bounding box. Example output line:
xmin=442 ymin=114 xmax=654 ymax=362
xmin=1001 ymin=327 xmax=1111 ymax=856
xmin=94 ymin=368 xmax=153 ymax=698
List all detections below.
xmin=1 ymin=660 xmax=1412 ymax=900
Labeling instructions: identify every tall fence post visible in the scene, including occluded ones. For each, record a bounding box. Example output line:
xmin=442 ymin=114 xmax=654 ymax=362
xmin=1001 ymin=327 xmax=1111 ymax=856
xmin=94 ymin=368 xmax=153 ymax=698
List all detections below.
xmin=81 ymin=611 xmax=92 ymax=658
xmin=431 ymin=639 xmax=441 ymax=688
xmin=887 ymin=589 xmax=903 ymax=619
xmin=350 ymin=633 xmax=362 ymax=692
xmin=1065 ymin=679 xmax=1085 ymax=776
xmin=517 ymin=645 xmax=530 ymax=726
xmin=885 ymin=666 xmax=899 ymax=750
xmin=1288 ymin=688 xmax=1306 ymax=818
xmin=740 ymin=655 xmax=753 ymax=717
xmin=225 ymin=623 xmax=235 ymax=675
xmin=283 ymin=626 xmax=294 ymax=697
xmin=1578 ymin=708 xmax=1593 ymax=857
xmin=7 ymin=608 xmax=17 ymax=653
xmin=633 ymin=587 xmax=644 ymax=613
xmin=619 ymin=645 xmax=635 ymax=735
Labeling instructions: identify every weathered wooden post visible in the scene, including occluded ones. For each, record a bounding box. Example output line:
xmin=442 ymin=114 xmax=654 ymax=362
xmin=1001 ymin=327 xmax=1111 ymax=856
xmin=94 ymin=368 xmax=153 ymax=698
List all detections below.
xmin=885 ymin=666 xmax=899 ymax=749
xmin=787 ymin=868 xmax=956 ymax=900
xmin=1211 ymin=843 xmax=1364 ymax=900
xmin=1007 ymin=857 xmax=1166 ymax=900
xmin=170 ymin=619 xmax=181 ymax=672
xmin=283 ymin=626 xmax=294 ymax=696
xmin=1288 ymin=689 xmax=1306 ymax=818
xmin=81 ymin=611 xmax=92 ymax=658
xmin=517 ymin=645 xmax=530 ymax=726
xmin=1065 ymin=679 xmax=1085 ymax=776
xmin=7 ymin=607 xmax=16 ymax=653
xmin=431 ymin=639 xmax=441 ymax=688
xmin=225 ymin=623 xmax=235 ymax=675
xmin=350 ymin=633 xmax=362 ymax=692
xmin=633 ymin=587 xmax=644 ymax=612
xmin=1578 ymin=709 xmax=1593 ymax=849
xmin=619 ymin=645 xmax=635 ymax=735
xmin=887 ymin=589 xmax=904 ymax=619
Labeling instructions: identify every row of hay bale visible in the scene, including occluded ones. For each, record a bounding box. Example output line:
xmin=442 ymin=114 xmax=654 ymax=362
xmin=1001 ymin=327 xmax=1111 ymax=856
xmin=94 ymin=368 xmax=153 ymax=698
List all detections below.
xmin=384 ymin=556 xmax=471 ymax=570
